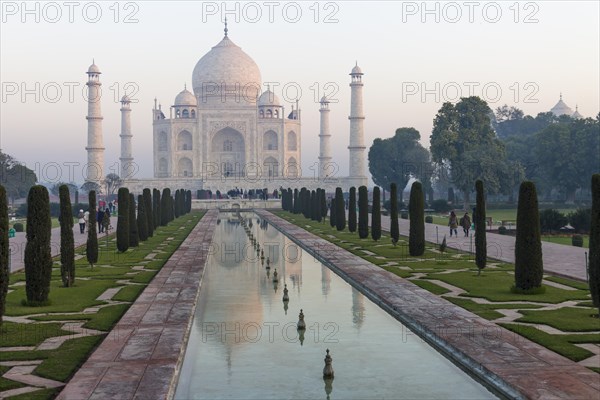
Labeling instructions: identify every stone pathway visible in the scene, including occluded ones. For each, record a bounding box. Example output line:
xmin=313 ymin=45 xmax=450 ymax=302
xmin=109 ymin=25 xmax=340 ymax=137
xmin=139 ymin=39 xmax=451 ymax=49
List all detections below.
xmin=57 ymin=210 xmax=218 ymax=400
xmin=258 ymin=210 xmax=600 ymax=399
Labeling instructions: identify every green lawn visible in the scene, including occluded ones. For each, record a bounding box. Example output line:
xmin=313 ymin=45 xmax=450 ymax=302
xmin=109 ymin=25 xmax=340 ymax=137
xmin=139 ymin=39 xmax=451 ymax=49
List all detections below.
xmin=0 ymin=210 xmax=205 ymax=399
xmin=275 ymin=210 xmax=599 ymax=372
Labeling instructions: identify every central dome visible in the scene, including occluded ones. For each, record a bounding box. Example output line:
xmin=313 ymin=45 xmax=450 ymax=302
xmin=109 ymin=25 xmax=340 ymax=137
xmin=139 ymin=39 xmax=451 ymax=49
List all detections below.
xmin=192 ymin=36 xmax=262 ymax=106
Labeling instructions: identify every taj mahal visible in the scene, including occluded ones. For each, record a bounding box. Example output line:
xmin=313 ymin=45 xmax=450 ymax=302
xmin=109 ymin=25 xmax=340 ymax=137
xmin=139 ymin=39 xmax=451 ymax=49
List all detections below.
xmin=84 ymin=22 xmax=368 ymax=194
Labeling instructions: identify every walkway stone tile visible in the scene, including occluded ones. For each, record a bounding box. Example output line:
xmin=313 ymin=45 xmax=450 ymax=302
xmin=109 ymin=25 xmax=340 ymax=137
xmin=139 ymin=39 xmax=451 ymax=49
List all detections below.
xmin=58 ymin=210 xmax=219 ymax=400
xmin=257 ymin=210 xmax=600 ymax=400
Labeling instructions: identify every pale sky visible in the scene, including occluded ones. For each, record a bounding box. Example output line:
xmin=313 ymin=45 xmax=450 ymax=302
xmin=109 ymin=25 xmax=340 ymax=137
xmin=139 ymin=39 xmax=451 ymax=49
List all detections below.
xmin=1 ymin=0 xmax=598 ymax=183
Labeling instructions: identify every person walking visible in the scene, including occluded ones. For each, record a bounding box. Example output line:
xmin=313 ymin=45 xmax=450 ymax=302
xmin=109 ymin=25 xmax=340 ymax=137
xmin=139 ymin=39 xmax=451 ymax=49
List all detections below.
xmin=461 ymin=212 xmax=472 ymax=237
xmin=84 ymin=210 xmax=90 ymax=232
xmin=448 ymin=211 xmax=458 ymax=237
xmin=77 ymin=209 xmax=86 ymax=234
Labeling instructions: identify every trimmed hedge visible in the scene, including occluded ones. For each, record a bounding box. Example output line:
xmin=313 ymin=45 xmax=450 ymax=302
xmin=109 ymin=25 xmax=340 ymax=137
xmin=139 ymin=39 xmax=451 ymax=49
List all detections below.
xmin=408 ymin=181 xmax=424 ymax=256
xmin=59 ymin=185 xmax=75 ymax=287
xmin=589 ymin=174 xmax=600 ymax=315
xmin=390 ymin=183 xmax=399 ymax=244
xmin=358 ymin=186 xmax=368 ymax=239
xmin=371 ymin=187 xmax=381 ymax=241
xmin=475 ymin=180 xmax=487 ymax=275
xmin=335 ymin=187 xmax=345 ymax=231
xmin=514 ymin=181 xmax=543 ymax=290
xmin=348 ymin=187 xmax=357 ymax=233
xmin=128 ymin=193 xmax=139 ymax=247
xmin=117 ymin=188 xmax=130 ymax=252
xmin=86 ymin=191 xmax=98 ymax=268
xmin=0 ymin=186 xmax=8 ymax=324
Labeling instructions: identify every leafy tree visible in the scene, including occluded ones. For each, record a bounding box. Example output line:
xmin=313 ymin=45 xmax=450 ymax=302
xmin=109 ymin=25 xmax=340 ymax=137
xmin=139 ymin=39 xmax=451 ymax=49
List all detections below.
xmin=348 ymin=187 xmax=357 ymax=233
xmin=0 ymin=151 xmax=37 ymax=204
xmin=59 ymin=185 xmax=75 ymax=287
xmin=408 ymin=182 xmax=425 ymax=256
xmin=589 ymin=174 xmax=600 ymax=316
xmin=335 ymin=187 xmax=346 ymax=231
xmin=128 ymin=193 xmax=139 ymax=247
xmin=568 ymin=208 xmax=592 ymax=233
xmin=24 ymin=185 xmax=52 ymax=304
xmin=136 ymin=195 xmax=148 ymax=242
xmin=117 ymin=188 xmax=130 ymax=252
xmin=50 ymin=182 xmax=77 ymax=197
xmin=371 ymin=187 xmax=381 ymax=241
xmin=514 ymin=182 xmax=543 ymax=291
xmin=539 ymin=209 xmax=568 ymax=233
xmin=369 ymin=127 xmax=431 ymax=204
xmin=430 ymin=97 xmax=520 ymax=209
xmin=86 ymin=190 xmax=98 ymax=268
xmin=475 ymin=180 xmax=487 ymax=275
xmin=105 ymin=173 xmax=123 ymax=195
xmin=161 ymin=188 xmax=171 ymax=226
xmin=81 ymin=181 xmax=101 ymax=194
xmin=390 ymin=183 xmax=399 ymax=245
xmin=143 ymin=189 xmax=154 ymax=237
xmin=0 ymin=186 xmax=8 ymax=325
xmin=358 ymin=186 xmax=368 ymax=239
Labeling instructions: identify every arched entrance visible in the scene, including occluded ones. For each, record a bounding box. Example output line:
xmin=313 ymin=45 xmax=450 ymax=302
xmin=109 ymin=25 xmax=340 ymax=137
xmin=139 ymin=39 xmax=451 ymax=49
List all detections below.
xmin=211 ymin=127 xmax=246 ymax=178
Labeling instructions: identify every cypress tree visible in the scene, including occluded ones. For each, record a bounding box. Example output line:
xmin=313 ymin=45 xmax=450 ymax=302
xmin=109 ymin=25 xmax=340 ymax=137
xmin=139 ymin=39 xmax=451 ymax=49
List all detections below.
xmin=174 ymin=190 xmax=180 ymax=218
xmin=588 ymin=174 xmax=600 ymax=315
xmin=143 ymin=188 xmax=154 ymax=238
xmin=137 ymin=194 xmax=148 ymax=241
xmin=188 ymin=190 xmax=193 ymax=213
xmin=390 ymin=183 xmax=399 ymax=245
xmin=329 ymin=196 xmax=336 ymax=228
xmin=129 ymin=193 xmax=139 ymax=247
xmin=153 ymin=189 xmax=161 ymax=228
xmin=408 ymin=181 xmax=425 ymax=256
xmin=293 ymin=189 xmax=299 ymax=214
xmin=315 ymin=189 xmax=322 ymax=222
xmin=117 ymin=187 xmax=130 ymax=253
xmin=348 ymin=187 xmax=357 ymax=233
xmin=59 ymin=185 xmax=75 ymax=287
xmin=24 ymin=185 xmax=52 ymax=304
xmin=335 ymin=187 xmax=346 ymax=231
xmin=86 ymin=190 xmax=98 ymax=269
xmin=514 ymin=181 xmax=543 ymax=291
xmin=372 ymin=186 xmax=381 ymax=241
xmin=75 ymin=190 xmax=79 ymax=205
xmin=161 ymin=188 xmax=171 ymax=226
xmin=311 ymin=190 xmax=317 ymax=221
xmin=0 ymin=186 xmax=8 ymax=325
xmin=475 ymin=180 xmax=487 ymax=275
xmin=320 ymin=189 xmax=328 ymax=220
xmin=281 ymin=188 xmax=287 ymax=210
xmin=358 ymin=186 xmax=369 ymax=239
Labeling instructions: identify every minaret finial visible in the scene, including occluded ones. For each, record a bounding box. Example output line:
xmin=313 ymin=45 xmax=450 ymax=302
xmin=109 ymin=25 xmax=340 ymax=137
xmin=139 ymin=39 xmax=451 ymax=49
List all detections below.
xmin=560 ymin=92 xmax=563 ymax=100
xmin=184 ymin=83 xmax=187 ymax=90
xmin=224 ymin=16 xmax=228 ymax=37
xmin=93 ymin=58 xmax=95 ymax=64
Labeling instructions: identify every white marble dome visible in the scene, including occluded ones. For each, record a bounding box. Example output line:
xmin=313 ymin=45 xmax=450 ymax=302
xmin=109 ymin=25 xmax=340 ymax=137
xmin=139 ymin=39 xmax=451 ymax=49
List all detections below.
xmin=87 ymin=63 xmax=101 ymax=74
xmin=192 ymin=36 xmax=262 ymax=105
xmin=258 ymin=90 xmax=280 ymax=107
xmin=174 ymin=87 xmax=197 ymax=106
xmin=550 ymin=95 xmax=573 ymax=117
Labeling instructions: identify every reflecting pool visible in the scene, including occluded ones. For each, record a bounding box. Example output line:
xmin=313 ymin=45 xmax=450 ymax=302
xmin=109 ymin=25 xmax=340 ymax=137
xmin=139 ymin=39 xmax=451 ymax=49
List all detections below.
xmin=175 ymin=213 xmax=496 ymax=399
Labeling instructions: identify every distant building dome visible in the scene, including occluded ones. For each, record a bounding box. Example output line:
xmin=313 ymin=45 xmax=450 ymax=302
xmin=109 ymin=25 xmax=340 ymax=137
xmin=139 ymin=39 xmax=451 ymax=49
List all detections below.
xmin=174 ymin=87 xmax=197 ymax=107
xmin=550 ymin=94 xmax=573 ymax=116
xmin=350 ymin=64 xmax=363 ymax=75
xmin=571 ymin=106 xmax=583 ymax=119
xmin=258 ymin=90 xmax=280 ymax=107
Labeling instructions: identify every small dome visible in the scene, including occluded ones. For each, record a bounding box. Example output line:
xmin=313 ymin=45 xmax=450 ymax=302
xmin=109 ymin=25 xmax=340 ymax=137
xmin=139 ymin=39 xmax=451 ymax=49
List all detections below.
xmin=550 ymin=94 xmax=573 ymax=117
xmin=174 ymin=88 xmax=197 ymax=107
xmin=572 ymin=106 xmax=583 ymax=119
xmin=87 ymin=63 xmax=101 ymax=74
xmin=258 ymin=90 xmax=280 ymax=107
xmin=320 ymin=95 xmax=329 ymax=103
xmin=350 ymin=64 xmax=363 ymax=75
xmin=121 ymin=95 xmax=131 ymax=103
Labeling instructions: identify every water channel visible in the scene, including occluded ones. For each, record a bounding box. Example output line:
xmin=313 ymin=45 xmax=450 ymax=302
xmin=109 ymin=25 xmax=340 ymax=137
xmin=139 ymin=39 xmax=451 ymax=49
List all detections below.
xmin=175 ymin=212 xmax=497 ymax=399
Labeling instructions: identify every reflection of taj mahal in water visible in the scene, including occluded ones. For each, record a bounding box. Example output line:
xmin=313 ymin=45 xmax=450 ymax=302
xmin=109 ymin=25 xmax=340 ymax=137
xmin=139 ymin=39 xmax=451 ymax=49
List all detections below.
xmin=85 ymin=22 xmax=368 ymax=193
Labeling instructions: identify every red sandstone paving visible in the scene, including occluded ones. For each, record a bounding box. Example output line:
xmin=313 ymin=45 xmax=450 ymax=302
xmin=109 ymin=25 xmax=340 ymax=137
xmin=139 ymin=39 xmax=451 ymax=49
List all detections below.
xmin=256 ymin=210 xmax=600 ymax=400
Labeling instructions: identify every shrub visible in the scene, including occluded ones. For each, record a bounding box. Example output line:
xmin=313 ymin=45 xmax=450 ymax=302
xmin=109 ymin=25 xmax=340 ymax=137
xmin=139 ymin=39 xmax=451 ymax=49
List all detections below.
xmin=568 ymin=208 xmax=591 ymax=233
xmin=335 ymin=187 xmax=346 ymax=231
xmin=0 ymin=186 xmax=8 ymax=325
xmin=408 ymin=181 xmax=425 ymax=256
xmin=128 ymin=193 xmax=139 ymax=247
xmin=86 ymin=191 xmax=98 ymax=268
xmin=430 ymin=199 xmax=452 ymax=213
xmin=59 ymin=185 xmax=75 ymax=287
xmin=24 ymin=185 xmax=52 ymax=304
xmin=117 ymin=187 xmax=130 ymax=252
xmin=401 ymin=212 xmax=409 ymax=220
xmin=13 ymin=222 xmax=23 ymax=232
xmin=358 ymin=186 xmax=368 ymax=239
xmin=425 ymin=216 xmax=433 ymax=223
xmin=498 ymin=226 xmax=508 ymax=235
xmin=572 ymin=235 xmax=584 ymax=247
xmin=390 ymin=183 xmax=399 ymax=245
xmin=372 ymin=187 xmax=381 ymax=241
xmin=539 ymin=209 xmax=568 ymax=233
xmin=589 ymin=174 xmax=600 ymax=316
xmin=143 ymin=188 xmax=154 ymax=238
xmin=514 ymin=181 xmax=543 ymax=291
xmin=348 ymin=187 xmax=357 ymax=233
xmin=475 ymin=180 xmax=487 ymax=276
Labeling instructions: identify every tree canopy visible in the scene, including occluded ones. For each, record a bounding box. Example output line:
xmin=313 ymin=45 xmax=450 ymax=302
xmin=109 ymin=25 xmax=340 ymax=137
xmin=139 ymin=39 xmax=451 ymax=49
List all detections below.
xmin=0 ymin=151 xmax=37 ymax=202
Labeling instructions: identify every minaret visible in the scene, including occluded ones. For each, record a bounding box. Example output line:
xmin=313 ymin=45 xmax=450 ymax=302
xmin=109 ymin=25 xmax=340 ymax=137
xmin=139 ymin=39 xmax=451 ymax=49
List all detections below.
xmin=348 ymin=63 xmax=366 ymax=182
xmin=119 ymin=95 xmax=133 ymax=179
xmin=85 ymin=61 xmax=105 ymax=188
xmin=319 ymin=96 xmax=332 ymax=179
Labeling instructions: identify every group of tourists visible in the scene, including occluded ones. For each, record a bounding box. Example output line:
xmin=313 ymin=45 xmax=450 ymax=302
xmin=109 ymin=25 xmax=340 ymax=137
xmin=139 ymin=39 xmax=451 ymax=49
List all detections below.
xmin=448 ymin=210 xmax=472 ymax=237
xmin=75 ymin=207 xmax=112 ymax=234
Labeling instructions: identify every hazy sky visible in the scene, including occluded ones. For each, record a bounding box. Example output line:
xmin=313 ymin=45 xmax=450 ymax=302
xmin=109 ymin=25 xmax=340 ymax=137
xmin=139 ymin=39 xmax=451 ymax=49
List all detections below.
xmin=1 ymin=1 xmax=598 ymax=183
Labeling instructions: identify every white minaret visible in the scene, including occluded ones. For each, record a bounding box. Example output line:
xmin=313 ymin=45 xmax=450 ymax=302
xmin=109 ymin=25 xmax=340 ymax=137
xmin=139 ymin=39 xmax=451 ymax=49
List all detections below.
xmin=318 ymin=96 xmax=332 ymax=179
xmin=85 ymin=61 xmax=105 ymax=188
xmin=119 ymin=95 xmax=133 ymax=179
xmin=348 ymin=63 xmax=366 ymax=182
